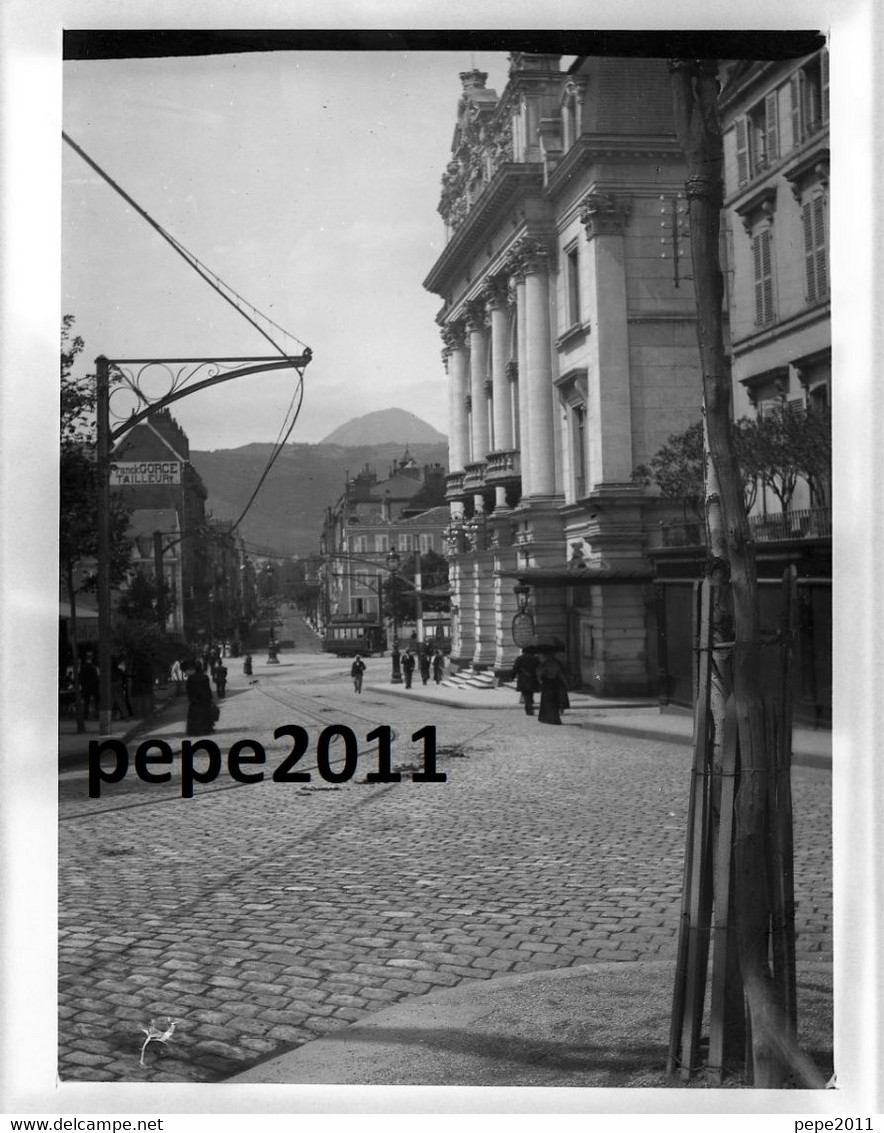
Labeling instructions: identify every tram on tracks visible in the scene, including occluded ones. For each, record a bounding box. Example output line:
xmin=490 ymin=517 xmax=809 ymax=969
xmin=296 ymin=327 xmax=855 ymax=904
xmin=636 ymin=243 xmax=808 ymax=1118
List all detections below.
xmin=321 ymin=619 xmax=385 ymax=657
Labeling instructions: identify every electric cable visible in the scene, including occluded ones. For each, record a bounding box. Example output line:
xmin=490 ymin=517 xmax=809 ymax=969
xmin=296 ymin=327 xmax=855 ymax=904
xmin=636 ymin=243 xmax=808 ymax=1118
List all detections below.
xmin=63 ymin=130 xmax=313 ymax=532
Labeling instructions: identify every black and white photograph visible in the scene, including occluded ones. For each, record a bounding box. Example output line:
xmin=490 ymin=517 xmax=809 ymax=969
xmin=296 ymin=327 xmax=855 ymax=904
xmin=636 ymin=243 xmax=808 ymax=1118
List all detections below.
xmin=1 ymin=0 xmax=881 ymax=1126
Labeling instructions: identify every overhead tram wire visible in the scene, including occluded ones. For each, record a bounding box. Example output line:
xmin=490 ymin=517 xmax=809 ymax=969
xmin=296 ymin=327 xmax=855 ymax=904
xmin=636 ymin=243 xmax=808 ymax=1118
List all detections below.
xmin=62 ymin=131 xmax=312 ymax=532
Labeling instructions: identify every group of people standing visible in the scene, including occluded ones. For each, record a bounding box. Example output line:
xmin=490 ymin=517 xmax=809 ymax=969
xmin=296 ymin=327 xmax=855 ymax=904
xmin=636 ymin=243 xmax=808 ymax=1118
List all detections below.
xmin=74 ymin=652 xmax=153 ymax=722
xmin=350 ymin=644 xmax=447 ymax=694
xmin=511 ymin=647 xmax=571 ymax=726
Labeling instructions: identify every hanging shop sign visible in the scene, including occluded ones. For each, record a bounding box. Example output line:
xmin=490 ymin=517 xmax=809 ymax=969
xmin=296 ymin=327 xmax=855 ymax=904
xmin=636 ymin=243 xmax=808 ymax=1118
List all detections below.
xmin=110 ymin=461 xmax=182 ymax=486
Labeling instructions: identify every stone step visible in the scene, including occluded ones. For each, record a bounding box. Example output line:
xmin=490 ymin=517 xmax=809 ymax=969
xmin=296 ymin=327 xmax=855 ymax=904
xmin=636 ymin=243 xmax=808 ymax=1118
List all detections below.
xmin=442 ymin=666 xmax=497 ymax=690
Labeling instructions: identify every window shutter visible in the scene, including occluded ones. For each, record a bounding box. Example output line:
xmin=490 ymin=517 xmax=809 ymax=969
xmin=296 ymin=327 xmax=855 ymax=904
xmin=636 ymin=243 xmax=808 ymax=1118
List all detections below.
xmin=765 ymin=91 xmax=779 ymax=163
xmin=802 ymin=202 xmax=818 ymax=302
xmin=790 ymin=72 xmax=802 ymax=146
xmin=753 ymin=232 xmax=765 ymax=323
xmin=821 ymin=49 xmax=829 ymax=124
xmin=735 ymin=117 xmax=749 ymax=184
xmin=761 ymin=231 xmax=773 ymax=323
xmin=813 ymin=196 xmax=828 ymax=297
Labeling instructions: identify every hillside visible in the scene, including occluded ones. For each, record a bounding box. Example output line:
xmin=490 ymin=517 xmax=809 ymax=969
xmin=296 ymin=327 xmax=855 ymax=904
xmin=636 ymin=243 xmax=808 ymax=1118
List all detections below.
xmin=319 ymin=407 xmax=447 ymax=447
xmin=191 ymin=440 xmax=449 ymax=558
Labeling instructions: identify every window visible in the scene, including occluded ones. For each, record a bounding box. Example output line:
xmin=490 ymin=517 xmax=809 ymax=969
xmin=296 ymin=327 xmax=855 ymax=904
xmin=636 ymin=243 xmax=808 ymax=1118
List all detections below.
xmin=565 ymin=243 xmax=581 ymax=327
xmin=354 ymin=598 xmax=365 ymax=616
xmin=351 ymin=535 xmax=368 ymax=553
xmin=374 ymin=534 xmax=389 ymax=553
xmin=738 ymin=92 xmax=780 ymax=184
xmin=398 ymin=533 xmax=414 ymax=552
xmin=790 ymin=50 xmax=829 ymax=145
xmin=573 ymin=405 xmax=587 ymax=498
xmin=802 ymin=195 xmax=828 ymax=304
xmin=419 ymin=533 xmax=434 ymax=553
xmin=752 ymin=228 xmax=775 ymax=326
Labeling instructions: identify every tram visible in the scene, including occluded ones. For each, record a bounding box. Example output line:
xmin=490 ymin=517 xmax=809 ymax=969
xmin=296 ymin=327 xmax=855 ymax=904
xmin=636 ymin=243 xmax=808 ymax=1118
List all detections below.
xmin=321 ymin=619 xmax=385 ymax=657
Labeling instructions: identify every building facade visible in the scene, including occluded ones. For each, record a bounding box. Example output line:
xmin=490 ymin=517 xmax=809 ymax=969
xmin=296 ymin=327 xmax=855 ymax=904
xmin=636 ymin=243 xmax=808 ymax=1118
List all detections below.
xmin=318 ymin=453 xmax=450 ymax=649
xmin=424 ymin=54 xmax=704 ymax=695
xmin=720 ymin=47 xmax=830 ymax=529
xmin=111 ymin=409 xmax=252 ymax=644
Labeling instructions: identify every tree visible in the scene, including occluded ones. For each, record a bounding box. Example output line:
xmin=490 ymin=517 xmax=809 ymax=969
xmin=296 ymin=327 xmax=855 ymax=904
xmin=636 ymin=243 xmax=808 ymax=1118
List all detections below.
xmin=669 ymin=60 xmax=825 ymax=1088
xmin=59 ymin=317 xmax=131 ymax=732
xmin=382 ymin=549 xmax=450 ymax=623
xmin=632 ymin=421 xmax=706 ymax=525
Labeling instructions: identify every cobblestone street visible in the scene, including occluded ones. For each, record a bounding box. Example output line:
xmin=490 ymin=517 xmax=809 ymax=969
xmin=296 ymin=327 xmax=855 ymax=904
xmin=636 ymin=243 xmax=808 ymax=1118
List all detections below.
xmin=58 ymin=653 xmax=832 ymax=1084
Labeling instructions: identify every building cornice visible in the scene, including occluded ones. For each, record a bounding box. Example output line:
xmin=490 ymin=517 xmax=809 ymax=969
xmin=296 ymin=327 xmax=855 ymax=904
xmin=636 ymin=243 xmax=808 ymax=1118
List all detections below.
xmin=731 ymin=299 xmax=830 ymax=358
xmin=423 ymin=163 xmax=546 ymax=296
xmin=545 ymin=133 xmax=683 ymax=198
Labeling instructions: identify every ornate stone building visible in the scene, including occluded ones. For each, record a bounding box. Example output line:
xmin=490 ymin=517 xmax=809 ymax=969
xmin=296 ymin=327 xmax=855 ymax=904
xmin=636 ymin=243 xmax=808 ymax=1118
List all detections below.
xmin=423 ymin=53 xmax=704 ymax=695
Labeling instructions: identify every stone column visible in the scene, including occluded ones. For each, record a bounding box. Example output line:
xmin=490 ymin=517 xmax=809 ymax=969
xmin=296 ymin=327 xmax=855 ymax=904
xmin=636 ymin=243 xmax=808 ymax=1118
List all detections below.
xmin=443 ymin=322 xmax=470 ymax=472
xmin=513 ymin=270 xmax=532 ymax=498
xmin=520 ymin=237 xmax=557 ymax=497
xmin=485 ymin=278 xmax=513 ymax=452
xmin=465 ymin=301 xmax=490 ymax=464
xmin=484 ymin=277 xmax=513 ymax=511
xmin=579 ymin=192 xmax=634 ymax=483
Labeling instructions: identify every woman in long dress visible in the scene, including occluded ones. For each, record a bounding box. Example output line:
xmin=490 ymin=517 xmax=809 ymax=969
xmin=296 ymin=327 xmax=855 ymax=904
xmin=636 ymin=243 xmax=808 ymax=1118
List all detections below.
xmin=537 ymin=651 xmax=568 ymax=726
xmin=185 ymin=660 xmax=216 ymax=736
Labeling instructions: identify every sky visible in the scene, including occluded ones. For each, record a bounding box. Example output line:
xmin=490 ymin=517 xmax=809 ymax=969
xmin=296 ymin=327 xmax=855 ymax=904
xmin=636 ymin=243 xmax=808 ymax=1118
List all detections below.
xmin=62 ymin=47 xmax=518 ymax=451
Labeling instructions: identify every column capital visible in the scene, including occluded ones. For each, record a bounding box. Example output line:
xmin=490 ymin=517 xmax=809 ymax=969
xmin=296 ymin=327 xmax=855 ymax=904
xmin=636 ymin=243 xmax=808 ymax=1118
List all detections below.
xmin=441 ymin=321 xmax=467 ymax=353
xmin=464 ymin=300 xmax=488 ymax=335
xmin=480 ymin=276 xmax=510 ymax=311
xmin=512 ymin=234 xmax=555 ymax=276
xmin=579 ymin=191 xmax=632 ymax=238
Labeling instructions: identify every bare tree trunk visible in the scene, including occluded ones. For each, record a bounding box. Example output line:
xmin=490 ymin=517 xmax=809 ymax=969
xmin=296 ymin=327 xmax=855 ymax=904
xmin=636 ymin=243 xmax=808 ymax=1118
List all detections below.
xmin=669 ymin=59 xmax=825 ymax=1089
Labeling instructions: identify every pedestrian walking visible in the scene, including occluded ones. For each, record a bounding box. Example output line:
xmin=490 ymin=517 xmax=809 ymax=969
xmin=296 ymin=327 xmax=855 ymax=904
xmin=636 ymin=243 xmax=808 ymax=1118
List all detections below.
xmin=432 ymin=649 xmax=445 ymax=684
xmin=350 ymin=654 xmax=366 ymax=694
xmin=419 ymin=648 xmax=431 ymax=686
xmin=170 ymin=658 xmax=184 ymax=696
xmin=110 ymin=656 xmax=131 ymax=720
xmin=243 ymin=653 xmax=253 ymax=676
xmin=185 ymin=660 xmax=217 ymax=736
xmin=213 ymin=662 xmax=228 ymax=699
xmin=401 ymin=649 xmax=416 ymax=689
xmin=78 ymin=654 xmax=100 ymax=720
xmin=537 ymin=650 xmax=568 ymax=726
xmin=511 ymin=648 xmax=540 ymax=716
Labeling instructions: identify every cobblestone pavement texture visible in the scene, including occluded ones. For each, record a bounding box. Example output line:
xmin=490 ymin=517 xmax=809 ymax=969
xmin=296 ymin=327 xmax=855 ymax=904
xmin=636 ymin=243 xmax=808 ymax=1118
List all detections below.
xmin=58 ymin=647 xmax=833 ymax=1084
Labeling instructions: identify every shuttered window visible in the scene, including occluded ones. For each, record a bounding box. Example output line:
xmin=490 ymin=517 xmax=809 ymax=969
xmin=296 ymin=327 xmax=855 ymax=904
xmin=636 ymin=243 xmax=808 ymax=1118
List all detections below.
xmin=735 ymin=117 xmax=749 ymax=184
xmin=753 ymin=229 xmax=775 ymax=326
xmin=802 ymin=196 xmax=829 ymax=304
xmin=765 ymin=91 xmax=779 ymax=164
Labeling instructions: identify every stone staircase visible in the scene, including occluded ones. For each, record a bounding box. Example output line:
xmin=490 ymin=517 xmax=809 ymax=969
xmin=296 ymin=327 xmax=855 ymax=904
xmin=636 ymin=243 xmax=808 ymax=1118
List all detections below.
xmin=441 ymin=665 xmax=499 ymax=691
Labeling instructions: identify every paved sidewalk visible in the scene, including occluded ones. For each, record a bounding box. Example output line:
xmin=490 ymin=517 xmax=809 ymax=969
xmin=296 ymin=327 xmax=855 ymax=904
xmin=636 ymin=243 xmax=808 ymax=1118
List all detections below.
xmin=367 ymin=680 xmax=832 ymax=769
xmin=229 ymin=958 xmax=833 ymax=1088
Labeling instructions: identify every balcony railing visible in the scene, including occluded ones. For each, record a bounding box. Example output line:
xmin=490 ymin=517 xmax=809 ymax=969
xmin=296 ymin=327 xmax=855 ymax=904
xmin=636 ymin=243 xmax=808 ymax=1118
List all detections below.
xmin=656 ymin=506 xmax=831 ymax=548
xmin=462 ymin=461 xmax=487 ymax=492
xmin=445 ymin=471 xmax=466 ymax=501
xmin=749 ymin=506 xmax=831 ymax=542
xmin=484 ymin=449 xmax=521 ymax=484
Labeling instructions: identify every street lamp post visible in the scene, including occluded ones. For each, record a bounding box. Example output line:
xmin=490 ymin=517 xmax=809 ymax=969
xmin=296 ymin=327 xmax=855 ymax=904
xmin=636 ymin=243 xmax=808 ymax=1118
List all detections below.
xmin=93 ymin=350 xmax=311 ymax=732
xmin=386 ymin=549 xmax=402 ymax=684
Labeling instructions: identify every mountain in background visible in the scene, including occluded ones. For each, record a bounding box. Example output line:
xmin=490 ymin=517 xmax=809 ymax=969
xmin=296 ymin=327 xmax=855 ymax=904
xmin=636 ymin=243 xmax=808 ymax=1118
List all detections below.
xmin=319 ymin=407 xmax=447 ymax=447
xmin=191 ymin=438 xmax=449 ymax=559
